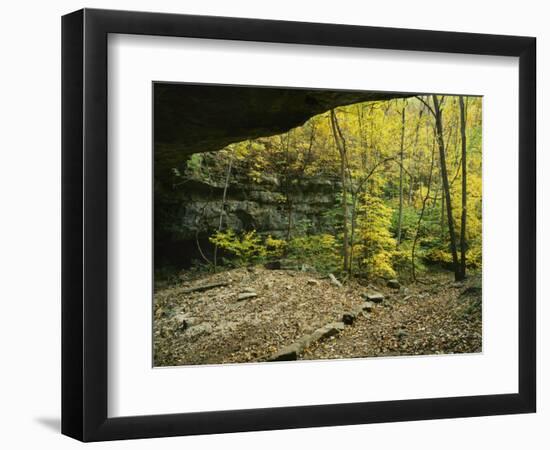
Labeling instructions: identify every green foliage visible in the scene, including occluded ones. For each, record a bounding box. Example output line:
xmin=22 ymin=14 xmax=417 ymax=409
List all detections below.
xmin=186 ymin=153 xmax=203 ymax=176
xmin=265 ymin=235 xmax=287 ymax=258
xmin=392 ymin=246 xmax=419 ymax=280
xmin=391 ymin=206 xmax=419 ymax=242
xmin=294 ymin=218 xmax=315 ymax=236
xmin=322 ymin=192 xmax=352 ymax=232
xmin=209 ymin=230 xmax=285 ymax=266
xmin=287 ymin=234 xmax=341 ymax=274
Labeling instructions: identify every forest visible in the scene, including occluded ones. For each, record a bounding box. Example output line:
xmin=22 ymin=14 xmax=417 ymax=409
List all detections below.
xmin=153 ymin=92 xmax=483 ymax=366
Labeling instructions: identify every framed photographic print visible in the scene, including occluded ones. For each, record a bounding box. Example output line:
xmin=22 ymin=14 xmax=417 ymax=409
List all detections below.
xmin=61 ymin=8 xmax=536 ymax=442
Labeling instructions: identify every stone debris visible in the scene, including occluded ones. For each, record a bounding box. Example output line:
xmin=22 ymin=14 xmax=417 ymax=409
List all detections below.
xmin=342 ymin=311 xmax=357 ymax=325
xmin=181 ymin=281 xmax=229 ymax=293
xmin=328 ymin=273 xmax=343 ymax=288
xmin=268 ymin=343 xmax=301 ymax=361
xmin=237 ymin=292 xmax=257 ymax=301
xmin=362 ymin=292 xmax=385 ymax=303
xmin=268 ymin=322 xmax=346 ymax=361
xmin=155 ymin=266 xmax=371 ymax=366
xmin=387 ymin=279 xmax=400 ymax=289
xmin=361 ymin=301 xmax=375 ymax=312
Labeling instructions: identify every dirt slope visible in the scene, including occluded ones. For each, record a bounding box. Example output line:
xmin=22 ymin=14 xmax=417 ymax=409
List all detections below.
xmin=154 ymin=267 xmax=481 ymax=366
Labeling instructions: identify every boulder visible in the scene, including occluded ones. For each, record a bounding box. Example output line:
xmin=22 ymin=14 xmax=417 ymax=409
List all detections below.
xmin=264 ymin=261 xmax=282 ymax=270
xmin=342 ymin=311 xmax=357 ymax=325
xmin=387 ymin=279 xmax=401 ymax=289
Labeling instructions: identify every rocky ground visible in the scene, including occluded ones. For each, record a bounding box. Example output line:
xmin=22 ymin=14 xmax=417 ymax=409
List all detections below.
xmin=153 ymin=266 xmax=482 ymax=367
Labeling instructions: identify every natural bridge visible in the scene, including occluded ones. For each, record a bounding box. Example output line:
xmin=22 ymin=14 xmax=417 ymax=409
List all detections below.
xmin=154 ymin=83 xmax=411 ymax=182
xmin=153 ymin=83 xmax=414 ymax=267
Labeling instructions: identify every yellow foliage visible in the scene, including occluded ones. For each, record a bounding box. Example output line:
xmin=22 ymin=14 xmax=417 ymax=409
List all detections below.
xmin=200 ymin=95 xmax=483 ymax=278
xmin=357 ymin=193 xmax=397 ymax=278
xmin=265 ymin=235 xmax=286 ymax=257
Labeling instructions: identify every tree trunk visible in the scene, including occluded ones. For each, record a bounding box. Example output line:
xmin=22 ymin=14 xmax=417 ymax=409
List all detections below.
xmin=458 ymin=96 xmax=468 ymax=280
xmin=396 ymin=102 xmax=406 ymax=246
xmin=286 ymin=199 xmax=293 ymax=241
xmin=284 ymin=131 xmax=293 ymax=241
xmin=408 ymin=108 xmax=423 ymax=205
xmin=412 ymin=130 xmax=436 ymax=281
xmin=213 ymin=153 xmax=233 ymax=270
xmin=330 ymin=109 xmax=349 ymax=273
xmin=432 ymin=95 xmax=461 ymax=281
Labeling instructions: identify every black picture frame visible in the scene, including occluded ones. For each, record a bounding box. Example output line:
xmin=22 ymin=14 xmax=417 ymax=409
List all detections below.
xmin=61 ymin=8 xmax=536 ymax=442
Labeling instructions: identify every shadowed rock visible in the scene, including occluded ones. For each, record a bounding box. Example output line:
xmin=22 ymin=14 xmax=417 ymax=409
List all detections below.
xmin=387 ymin=279 xmax=401 ymax=289
xmin=155 ymin=83 xmax=411 ymax=163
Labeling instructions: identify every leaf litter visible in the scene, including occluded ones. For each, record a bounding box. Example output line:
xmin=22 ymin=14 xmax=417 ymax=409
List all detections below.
xmin=154 ymin=267 xmax=482 ymax=366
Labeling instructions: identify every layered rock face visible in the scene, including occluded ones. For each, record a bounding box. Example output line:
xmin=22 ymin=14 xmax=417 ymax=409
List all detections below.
xmin=155 ymin=167 xmax=341 ymax=266
xmin=155 ymin=166 xmax=341 ymax=267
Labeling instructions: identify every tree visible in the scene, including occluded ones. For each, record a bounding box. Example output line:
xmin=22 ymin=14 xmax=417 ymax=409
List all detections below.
xmin=459 ymin=96 xmax=468 ymax=279
xmin=432 ymin=95 xmax=461 ymax=281
xmin=213 ymin=150 xmax=234 ymax=270
xmin=357 ymin=191 xmax=397 ymax=279
xmin=396 ymin=100 xmax=406 ymax=246
xmin=411 ymin=124 xmax=435 ymax=281
xmin=330 ymin=109 xmax=350 ymax=274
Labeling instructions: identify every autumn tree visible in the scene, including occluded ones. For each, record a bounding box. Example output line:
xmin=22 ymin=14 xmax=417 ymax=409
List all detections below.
xmin=182 ymin=95 xmax=482 ymax=282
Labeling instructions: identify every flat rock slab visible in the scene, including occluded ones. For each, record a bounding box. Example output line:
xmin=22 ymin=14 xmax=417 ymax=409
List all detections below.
xmin=269 ymin=322 xmax=346 ymax=361
xmin=363 ymin=292 xmax=384 ymax=303
xmin=328 ymin=273 xmax=343 ymax=288
xmin=268 ymin=343 xmax=301 ymax=361
xmin=237 ymin=292 xmax=258 ymax=301
xmin=320 ymin=322 xmax=345 ymax=338
xmin=361 ymin=301 xmax=375 ymax=312
xmin=182 ymin=281 xmax=229 ymax=294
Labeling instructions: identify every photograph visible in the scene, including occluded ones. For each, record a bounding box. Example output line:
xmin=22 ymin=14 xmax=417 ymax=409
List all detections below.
xmin=153 ymin=84 xmax=483 ymax=367
xmin=0 ymin=0 xmax=541 ymax=446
